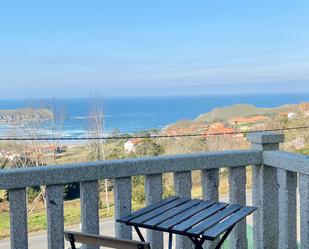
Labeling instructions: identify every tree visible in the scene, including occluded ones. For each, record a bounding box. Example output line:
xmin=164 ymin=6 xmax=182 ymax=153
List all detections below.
xmin=133 ymin=139 xmax=164 ymax=156
xmin=7 ymin=99 xmax=65 ymax=212
xmin=87 ymin=95 xmax=112 ymax=212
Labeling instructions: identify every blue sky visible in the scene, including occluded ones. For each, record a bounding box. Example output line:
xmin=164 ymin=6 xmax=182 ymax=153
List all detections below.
xmin=0 ymin=0 xmax=308 ymax=98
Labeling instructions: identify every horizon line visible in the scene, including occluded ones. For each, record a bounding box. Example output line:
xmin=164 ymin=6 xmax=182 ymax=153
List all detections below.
xmin=1 ymin=92 xmax=309 ymax=101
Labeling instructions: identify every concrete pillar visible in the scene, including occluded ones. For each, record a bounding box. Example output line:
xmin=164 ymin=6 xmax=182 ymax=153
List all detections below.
xmin=114 ymin=177 xmax=132 ymax=239
xmin=46 ymin=184 xmax=64 ymax=249
xmin=299 ymin=174 xmax=309 ymax=249
xmin=80 ymin=180 xmax=99 ymax=249
xmin=174 ymin=171 xmax=192 ymax=249
xmin=145 ymin=174 xmax=163 ymax=249
xmin=228 ymin=166 xmax=247 ymax=249
xmin=201 ymin=168 xmax=219 ymax=249
xmin=248 ymin=132 xmax=284 ymax=249
xmin=9 ymin=188 xmax=28 ymax=249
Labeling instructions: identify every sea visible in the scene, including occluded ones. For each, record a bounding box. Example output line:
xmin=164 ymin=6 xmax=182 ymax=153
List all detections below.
xmin=0 ymin=93 xmax=308 ymax=138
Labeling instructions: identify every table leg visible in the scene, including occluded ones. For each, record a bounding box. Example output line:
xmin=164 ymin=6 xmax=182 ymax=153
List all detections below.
xmin=195 ymin=238 xmax=206 ymax=249
xmin=188 ymin=236 xmax=205 ymax=249
xmin=168 ymin=233 xmax=173 ymax=249
xmin=134 ymin=226 xmax=146 ymax=242
xmin=214 ymin=225 xmax=235 ymax=249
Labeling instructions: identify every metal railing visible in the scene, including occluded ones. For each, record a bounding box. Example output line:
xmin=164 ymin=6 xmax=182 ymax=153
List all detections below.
xmin=0 ymin=132 xmax=308 ymax=249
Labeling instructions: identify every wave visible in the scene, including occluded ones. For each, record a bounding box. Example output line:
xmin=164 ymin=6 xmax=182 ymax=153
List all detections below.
xmin=0 ymin=124 xmax=14 ymax=129
xmin=73 ymin=115 xmax=112 ymax=120
xmin=73 ymin=116 xmax=91 ymax=120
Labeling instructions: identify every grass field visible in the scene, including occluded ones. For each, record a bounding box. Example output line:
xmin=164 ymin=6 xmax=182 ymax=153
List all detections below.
xmin=0 ymin=199 xmax=115 ymax=238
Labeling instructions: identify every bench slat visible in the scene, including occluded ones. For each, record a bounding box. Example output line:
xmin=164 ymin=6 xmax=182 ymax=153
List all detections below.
xmin=64 ymin=231 xmax=150 ymax=249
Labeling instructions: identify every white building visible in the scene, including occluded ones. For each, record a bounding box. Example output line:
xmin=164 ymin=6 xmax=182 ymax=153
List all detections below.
xmin=288 ymin=112 xmax=297 ymax=119
xmin=124 ymin=139 xmax=143 ymax=153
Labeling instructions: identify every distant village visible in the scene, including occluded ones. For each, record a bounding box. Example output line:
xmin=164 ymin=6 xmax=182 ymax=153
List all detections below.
xmin=124 ymin=102 xmax=309 ymax=153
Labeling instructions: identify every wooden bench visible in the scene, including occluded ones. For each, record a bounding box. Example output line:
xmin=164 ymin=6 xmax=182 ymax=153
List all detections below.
xmin=64 ymin=231 xmax=151 ymax=249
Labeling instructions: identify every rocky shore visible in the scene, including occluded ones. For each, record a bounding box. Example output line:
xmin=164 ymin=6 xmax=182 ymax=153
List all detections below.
xmin=0 ymin=108 xmax=53 ymax=124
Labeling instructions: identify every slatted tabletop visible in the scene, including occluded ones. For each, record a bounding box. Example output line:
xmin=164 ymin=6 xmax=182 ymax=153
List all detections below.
xmin=117 ymin=196 xmax=256 ymax=241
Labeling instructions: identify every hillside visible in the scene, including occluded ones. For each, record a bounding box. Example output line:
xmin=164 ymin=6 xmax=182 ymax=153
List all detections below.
xmin=0 ymin=108 xmax=53 ymax=124
xmin=195 ymin=103 xmax=298 ymax=123
xmin=163 ymin=103 xmax=306 ymax=131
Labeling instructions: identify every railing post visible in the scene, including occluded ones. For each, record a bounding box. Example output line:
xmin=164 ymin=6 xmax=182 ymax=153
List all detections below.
xmin=277 ymin=168 xmax=297 ymax=249
xmin=9 ymin=188 xmax=28 ymax=249
xmin=248 ymin=132 xmax=284 ymax=249
xmin=46 ymin=185 xmax=64 ymax=249
xmin=299 ymin=174 xmax=309 ymax=249
xmin=228 ymin=166 xmax=247 ymax=249
xmin=80 ymin=180 xmax=100 ymax=249
xmin=201 ymin=168 xmax=219 ymax=249
xmin=114 ymin=177 xmax=132 ymax=239
xmin=145 ymin=174 xmax=163 ymax=249
xmin=174 ymin=171 xmax=192 ymax=249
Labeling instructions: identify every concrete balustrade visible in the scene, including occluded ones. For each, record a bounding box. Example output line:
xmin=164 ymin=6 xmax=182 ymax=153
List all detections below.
xmin=201 ymin=168 xmax=219 ymax=249
xmin=277 ymin=169 xmax=297 ymax=249
xmin=80 ymin=180 xmax=100 ymax=249
xmin=114 ymin=177 xmax=132 ymax=239
xmin=1 ymin=132 xmax=309 ymax=249
xmin=145 ymin=174 xmax=163 ymax=249
xmin=248 ymin=132 xmax=283 ymax=249
xmin=174 ymin=171 xmax=192 ymax=249
xmin=46 ymin=184 xmax=64 ymax=249
xmin=0 ymin=150 xmax=261 ymax=189
xmin=228 ymin=166 xmax=247 ymax=249
xmin=8 ymin=188 xmax=28 ymax=249
xmin=299 ymin=174 xmax=309 ymax=249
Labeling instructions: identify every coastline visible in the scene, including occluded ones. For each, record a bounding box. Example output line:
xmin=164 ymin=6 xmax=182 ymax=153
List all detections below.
xmin=0 ymin=94 xmax=308 ymax=138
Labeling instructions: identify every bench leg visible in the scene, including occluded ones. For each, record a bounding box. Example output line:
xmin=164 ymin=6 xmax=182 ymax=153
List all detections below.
xmin=68 ymin=233 xmax=77 ymax=249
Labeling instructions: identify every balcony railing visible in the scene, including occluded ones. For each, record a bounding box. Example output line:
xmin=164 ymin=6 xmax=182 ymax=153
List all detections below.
xmin=0 ymin=132 xmax=308 ymax=249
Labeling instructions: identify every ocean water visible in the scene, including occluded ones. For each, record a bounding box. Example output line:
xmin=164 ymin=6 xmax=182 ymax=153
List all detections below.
xmin=0 ymin=93 xmax=308 ymax=137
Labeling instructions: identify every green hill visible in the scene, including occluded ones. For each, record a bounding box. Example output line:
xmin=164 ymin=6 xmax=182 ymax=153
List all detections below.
xmin=195 ymin=103 xmax=298 ymax=123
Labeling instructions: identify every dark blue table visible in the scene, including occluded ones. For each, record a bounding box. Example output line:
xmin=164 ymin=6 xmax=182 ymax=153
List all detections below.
xmin=117 ymin=196 xmax=256 ymax=249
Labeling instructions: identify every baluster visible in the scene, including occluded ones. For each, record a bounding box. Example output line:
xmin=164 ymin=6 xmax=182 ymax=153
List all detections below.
xmin=174 ymin=171 xmax=192 ymax=249
xmin=277 ymin=169 xmax=297 ymax=249
xmin=228 ymin=166 xmax=247 ymax=249
xmin=9 ymin=188 xmax=28 ymax=249
xmin=114 ymin=177 xmax=132 ymax=239
xmin=202 ymin=168 xmax=219 ymax=249
xmin=300 ymin=174 xmax=309 ymax=249
xmin=80 ymin=180 xmax=100 ymax=249
xmin=46 ymin=185 xmax=64 ymax=249
xmin=145 ymin=174 xmax=163 ymax=249
xmin=202 ymin=168 xmax=219 ymax=201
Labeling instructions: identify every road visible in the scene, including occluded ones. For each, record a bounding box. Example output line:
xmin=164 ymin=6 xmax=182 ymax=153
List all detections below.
xmin=0 ymin=193 xmax=257 ymax=249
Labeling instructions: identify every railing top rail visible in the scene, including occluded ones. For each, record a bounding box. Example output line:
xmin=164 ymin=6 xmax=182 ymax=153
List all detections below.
xmin=0 ymin=149 xmax=261 ymax=189
xmin=263 ymin=150 xmax=309 ymax=175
